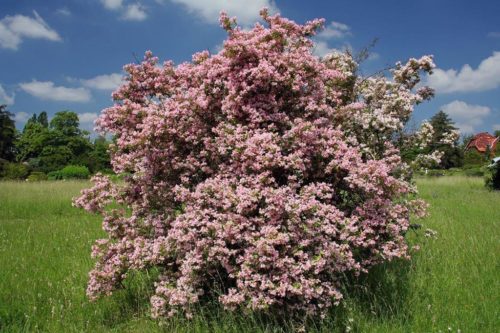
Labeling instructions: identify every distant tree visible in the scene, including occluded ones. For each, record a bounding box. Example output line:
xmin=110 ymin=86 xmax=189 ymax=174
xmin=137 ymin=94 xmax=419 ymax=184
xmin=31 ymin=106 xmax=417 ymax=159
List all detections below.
xmin=429 ymin=111 xmax=455 ymax=136
xmin=460 ymin=134 xmax=473 ymax=148
xmin=16 ymin=111 xmax=93 ymax=173
xmin=428 ymin=111 xmax=463 ymax=168
xmin=38 ymin=145 xmax=73 ymax=173
xmin=26 ymin=113 xmax=37 ymax=127
xmin=400 ymin=111 xmax=463 ymax=170
xmin=0 ymin=105 xmax=17 ymax=161
xmin=493 ymin=130 xmax=500 ymax=156
xmin=17 ymin=117 xmax=50 ymax=162
xmin=37 ymin=111 xmax=49 ymax=128
xmin=485 ymin=145 xmax=492 ymax=159
xmin=50 ymin=111 xmax=81 ymax=137
xmin=463 ymin=149 xmax=484 ymax=167
xmin=11 ymin=110 xmax=112 ymax=176
xmin=87 ymin=136 xmax=111 ymax=173
xmin=47 ymin=111 xmax=93 ymax=171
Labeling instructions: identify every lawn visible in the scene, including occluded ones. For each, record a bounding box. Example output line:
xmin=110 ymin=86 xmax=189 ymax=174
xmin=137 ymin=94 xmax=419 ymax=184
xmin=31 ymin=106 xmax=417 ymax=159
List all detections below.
xmin=0 ymin=177 xmax=498 ymax=332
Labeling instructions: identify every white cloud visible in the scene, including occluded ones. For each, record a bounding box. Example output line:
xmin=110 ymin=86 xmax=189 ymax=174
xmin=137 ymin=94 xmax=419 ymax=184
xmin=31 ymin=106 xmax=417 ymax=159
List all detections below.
xmin=0 ymin=84 xmax=15 ymax=105
xmin=487 ymin=32 xmax=500 ymax=38
xmin=56 ymin=8 xmax=71 ymax=16
xmin=427 ymin=52 xmax=500 ymax=93
xmin=122 ymin=4 xmax=148 ymax=21
xmin=101 ymin=0 xmax=124 ymax=10
xmin=317 ymin=21 xmax=351 ymax=40
xmin=20 ymin=80 xmax=91 ymax=103
xmin=312 ymin=20 xmax=351 ymax=58
xmin=162 ymin=0 xmax=279 ymax=26
xmin=14 ymin=112 xmax=30 ymax=123
xmin=0 ymin=11 xmax=61 ymax=50
xmin=441 ymin=100 xmax=491 ymax=134
xmin=313 ymin=41 xmax=339 ymax=58
xmin=81 ymin=73 xmax=124 ymax=90
xmin=100 ymin=1 xmax=148 ymax=21
xmin=78 ymin=112 xmax=99 ymax=124
xmin=213 ymin=42 xmax=224 ymax=53
xmin=313 ymin=41 xmax=352 ymax=58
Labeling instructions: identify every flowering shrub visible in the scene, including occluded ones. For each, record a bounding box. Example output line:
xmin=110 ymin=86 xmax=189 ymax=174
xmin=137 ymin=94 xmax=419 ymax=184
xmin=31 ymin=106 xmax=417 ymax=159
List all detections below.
xmin=409 ymin=121 xmax=460 ymax=169
xmin=74 ymin=9 xmax=434 ymax=318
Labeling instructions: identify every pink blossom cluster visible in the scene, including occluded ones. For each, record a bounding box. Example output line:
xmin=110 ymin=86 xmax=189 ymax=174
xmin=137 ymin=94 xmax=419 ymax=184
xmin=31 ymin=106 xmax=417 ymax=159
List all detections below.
xmin=74 ymin=9 xmax=433 ymax=318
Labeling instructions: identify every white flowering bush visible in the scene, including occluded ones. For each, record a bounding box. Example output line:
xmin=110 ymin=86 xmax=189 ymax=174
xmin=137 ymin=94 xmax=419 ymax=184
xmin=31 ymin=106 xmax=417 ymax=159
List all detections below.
xmin=409 ymin=121 xmax=460 ymax=170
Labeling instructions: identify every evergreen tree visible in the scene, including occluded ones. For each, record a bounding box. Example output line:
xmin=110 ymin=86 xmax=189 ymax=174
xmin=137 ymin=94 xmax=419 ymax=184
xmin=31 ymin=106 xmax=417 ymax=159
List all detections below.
xmin=37 ymin=111 xmax=49 ymax=128
xmin=23 ymin=113 xmax=38 ymax=129
xmin=17 ymin=115 xmax=50 ymax=162
xmin=0 ymin=105 xmax=17 ymax=161
xmin=429 ymin=111 xmax=463 ymax=169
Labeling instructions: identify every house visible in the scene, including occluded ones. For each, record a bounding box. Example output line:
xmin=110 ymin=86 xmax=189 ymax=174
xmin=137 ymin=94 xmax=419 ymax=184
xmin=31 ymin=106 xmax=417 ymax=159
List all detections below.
xmin=465 ymin=132 xmax=499 ymax=156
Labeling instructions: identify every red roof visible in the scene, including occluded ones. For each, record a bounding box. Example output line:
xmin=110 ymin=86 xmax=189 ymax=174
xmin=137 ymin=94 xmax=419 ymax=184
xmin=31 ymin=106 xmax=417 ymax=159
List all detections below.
xmin=465 ymin=132 xmax=499 ymax=153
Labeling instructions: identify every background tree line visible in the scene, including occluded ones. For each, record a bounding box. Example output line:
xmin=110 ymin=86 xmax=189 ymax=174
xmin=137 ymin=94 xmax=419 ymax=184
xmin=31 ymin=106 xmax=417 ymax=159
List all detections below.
xmin=0 ymin=104 xmax=498 ymax=181
xmin=400 ymin=110 xmax=499 ymax=171
xmin=0 ymin=105 xmax=111 ymax=180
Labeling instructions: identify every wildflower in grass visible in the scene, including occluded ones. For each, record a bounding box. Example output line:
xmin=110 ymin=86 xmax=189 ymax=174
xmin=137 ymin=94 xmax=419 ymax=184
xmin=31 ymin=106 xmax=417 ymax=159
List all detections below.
xmin=425 ymin=228 xmax=438 ymax=239
xmin=75 ymin=8 xmax=434 ymax=318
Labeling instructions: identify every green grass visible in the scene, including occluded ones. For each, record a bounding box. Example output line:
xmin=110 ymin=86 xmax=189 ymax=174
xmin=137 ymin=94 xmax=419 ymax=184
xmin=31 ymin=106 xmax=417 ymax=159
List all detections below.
xmin=0 ymin=177 xmax=498 ymax=332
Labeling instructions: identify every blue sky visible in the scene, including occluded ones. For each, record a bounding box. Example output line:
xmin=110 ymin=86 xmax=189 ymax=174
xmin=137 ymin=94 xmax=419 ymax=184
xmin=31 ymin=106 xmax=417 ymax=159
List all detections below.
xmin=0 ymin=0 xmax=499 ymax=135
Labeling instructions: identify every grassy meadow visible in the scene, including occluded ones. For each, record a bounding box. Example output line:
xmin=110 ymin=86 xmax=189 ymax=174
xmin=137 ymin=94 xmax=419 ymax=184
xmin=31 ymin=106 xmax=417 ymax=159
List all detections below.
xmin=0 ymin=177 xmax=498 ymax=332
